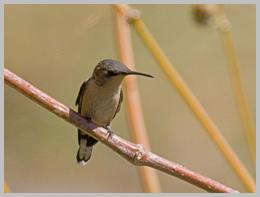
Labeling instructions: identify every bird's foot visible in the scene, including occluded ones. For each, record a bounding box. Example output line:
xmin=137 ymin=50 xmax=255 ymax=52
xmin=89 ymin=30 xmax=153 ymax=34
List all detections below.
xmin=106 ymin=125 xmax=113 ymax=140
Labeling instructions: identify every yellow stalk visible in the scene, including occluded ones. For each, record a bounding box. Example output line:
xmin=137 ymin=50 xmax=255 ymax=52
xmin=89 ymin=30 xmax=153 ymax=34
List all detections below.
xmin=218 ymin=23 xmax=255 ymax=165
xmin=4 ymin=181 xmax=11 ymax=193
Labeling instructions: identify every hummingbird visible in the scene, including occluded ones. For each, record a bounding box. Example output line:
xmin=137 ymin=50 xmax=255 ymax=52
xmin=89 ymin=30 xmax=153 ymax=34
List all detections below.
xmin=75 ymin=59 xmax=153 ymax=165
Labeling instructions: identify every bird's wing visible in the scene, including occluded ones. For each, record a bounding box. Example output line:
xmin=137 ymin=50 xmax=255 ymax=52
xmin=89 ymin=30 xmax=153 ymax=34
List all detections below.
xmin=75 ymin=79 xmax=90 ymax=113
xmin=75 ymin=79 xmax=93 ymax=145
xmin=113 ymin=89 xmax=123 ymax=119
xmin=75 ymin=79 xmax=98 ymax=160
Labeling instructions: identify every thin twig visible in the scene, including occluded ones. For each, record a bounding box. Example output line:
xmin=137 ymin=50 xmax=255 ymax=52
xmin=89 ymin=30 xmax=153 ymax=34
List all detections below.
xmin=114 ymin=9 xmax=161 ymax=192
xmin=4 ymin=68 xmax=238 ymax=193
xmin=113 ymin=4 xmax=255 ymax=192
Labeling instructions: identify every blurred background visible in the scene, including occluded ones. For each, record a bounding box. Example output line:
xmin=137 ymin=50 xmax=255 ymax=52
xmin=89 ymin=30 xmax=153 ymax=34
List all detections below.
xmin=4 ymin=4 xmax=255 ymax=192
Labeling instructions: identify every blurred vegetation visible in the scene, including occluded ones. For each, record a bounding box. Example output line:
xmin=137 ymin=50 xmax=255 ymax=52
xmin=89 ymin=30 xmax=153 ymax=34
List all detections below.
xmin=4 ymin=4 xmax=255 ymax=192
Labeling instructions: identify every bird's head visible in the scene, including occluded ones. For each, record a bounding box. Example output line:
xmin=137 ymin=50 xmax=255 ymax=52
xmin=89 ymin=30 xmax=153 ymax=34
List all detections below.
xmin=92 ymin=59 xmax=153 ymax=86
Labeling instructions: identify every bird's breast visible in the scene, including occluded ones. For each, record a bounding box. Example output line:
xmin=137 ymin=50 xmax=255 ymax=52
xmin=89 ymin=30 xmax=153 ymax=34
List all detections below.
xmin=81 ymin=84 xmax=121 ymax=127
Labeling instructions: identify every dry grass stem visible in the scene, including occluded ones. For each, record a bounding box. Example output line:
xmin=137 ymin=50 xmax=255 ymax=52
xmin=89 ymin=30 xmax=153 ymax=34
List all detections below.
xmin=215 ymin=7 xmax=256 ymax=166
xmin=193 ymin=4 xmax=255 ymax=166
xmin=115 ymin=9 xmax=161 ymax=192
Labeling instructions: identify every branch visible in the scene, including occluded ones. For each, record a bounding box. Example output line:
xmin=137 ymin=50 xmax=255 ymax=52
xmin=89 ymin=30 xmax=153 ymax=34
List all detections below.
xmin=4 ymin=68 xmax=238 ymax=193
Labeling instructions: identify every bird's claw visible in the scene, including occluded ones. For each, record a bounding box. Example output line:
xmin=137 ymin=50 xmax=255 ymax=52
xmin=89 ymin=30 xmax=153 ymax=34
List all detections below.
xmin=106 ymin=125 xmax=113 ymax=140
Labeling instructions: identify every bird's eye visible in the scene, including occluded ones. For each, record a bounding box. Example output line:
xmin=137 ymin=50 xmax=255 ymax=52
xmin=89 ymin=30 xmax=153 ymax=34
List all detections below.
xmin=107 ymin=71 xmax=117 ymax=76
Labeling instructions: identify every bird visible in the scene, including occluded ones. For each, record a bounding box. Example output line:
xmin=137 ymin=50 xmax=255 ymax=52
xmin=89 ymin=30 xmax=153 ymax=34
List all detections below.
xmin=75 ymin=59 xmax=153 ymax=165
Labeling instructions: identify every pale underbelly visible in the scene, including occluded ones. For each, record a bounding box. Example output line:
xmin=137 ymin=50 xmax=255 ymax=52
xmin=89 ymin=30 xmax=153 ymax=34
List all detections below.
xmin=81 ymin=94 xmax=119 ymax=127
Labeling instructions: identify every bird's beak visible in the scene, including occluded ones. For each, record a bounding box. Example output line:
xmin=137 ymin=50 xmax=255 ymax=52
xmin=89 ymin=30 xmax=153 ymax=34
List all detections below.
xmin=124 ymin=71 xmax=154 ymax=78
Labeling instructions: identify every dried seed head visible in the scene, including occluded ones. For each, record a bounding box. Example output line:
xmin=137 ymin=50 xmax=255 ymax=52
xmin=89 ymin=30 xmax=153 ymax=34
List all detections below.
xmin=127 ymin=9 xmax=141 ymax=23
xmin=192 ymin=4 xmax=232 ymax=32
xmin=192 ymin=4 xmax=222 ymax=26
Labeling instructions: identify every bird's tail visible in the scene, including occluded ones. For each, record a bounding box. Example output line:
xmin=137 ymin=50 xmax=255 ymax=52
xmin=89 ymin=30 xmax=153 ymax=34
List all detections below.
xmin=76 ymin=130 xmax=98 ymax=165
xmin=76 ymin=138 xmax=93 ymax=165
